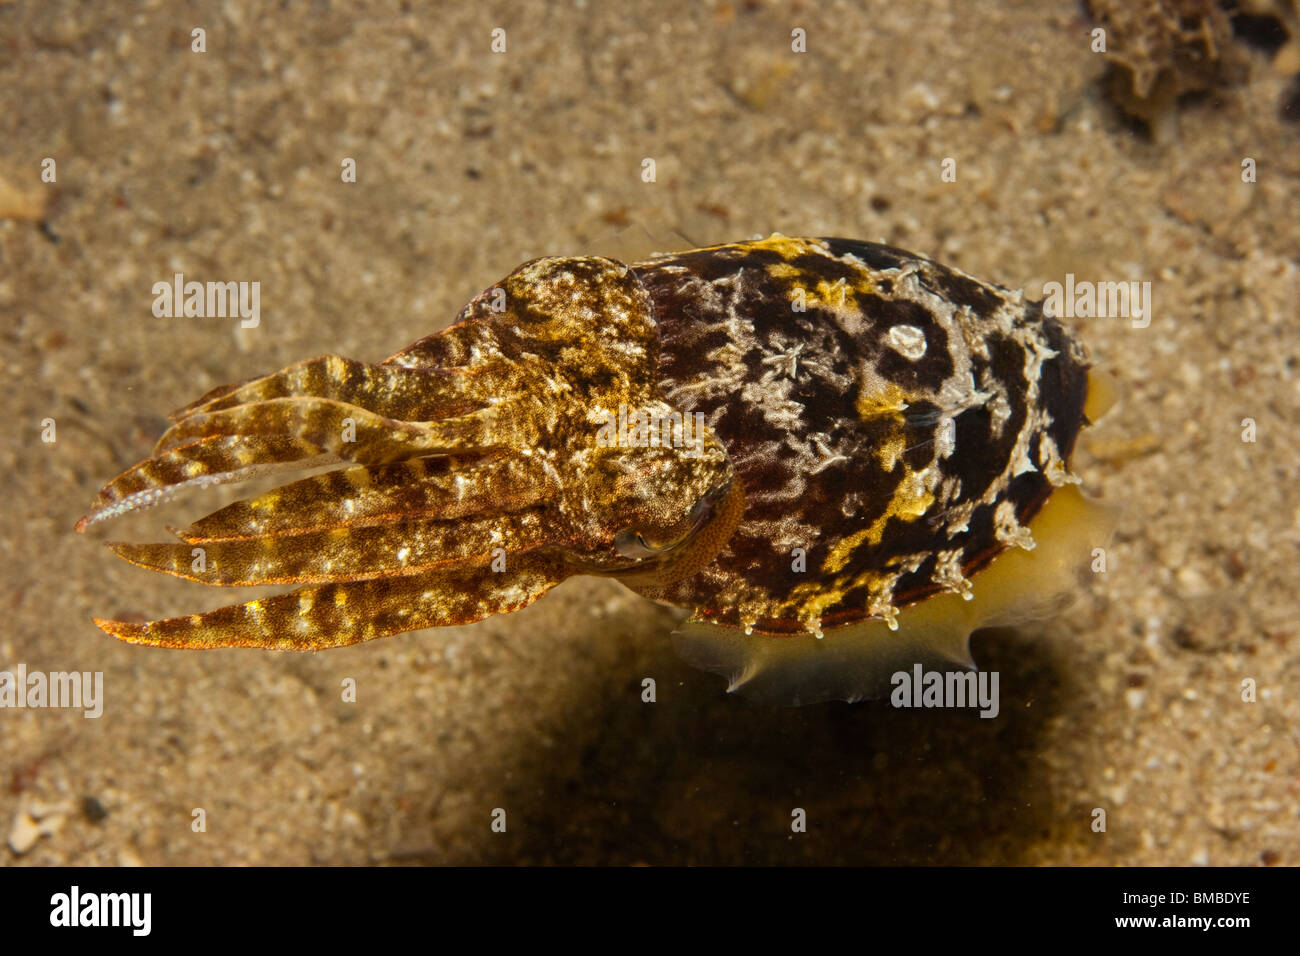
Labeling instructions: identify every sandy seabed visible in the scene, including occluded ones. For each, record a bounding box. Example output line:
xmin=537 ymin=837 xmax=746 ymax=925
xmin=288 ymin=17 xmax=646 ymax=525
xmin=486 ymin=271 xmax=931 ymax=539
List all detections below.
xmin=1 ymin=0 xmax=1297 ymax=865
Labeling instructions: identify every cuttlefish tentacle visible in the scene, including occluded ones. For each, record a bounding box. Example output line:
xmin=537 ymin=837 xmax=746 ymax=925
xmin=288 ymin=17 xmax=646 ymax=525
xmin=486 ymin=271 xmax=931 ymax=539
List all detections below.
xmin=76 ymin=435 xmax=333 ymax=532
xmin=93 ymin=551 xmax=572 ymax=650
xmin=174 ymin=453 xmax=540 ymax=543
xmin=78 ymin=401 xmax=508 ymax=532
xmin=165 ymin=354 xmax=504 ymax=425
xmin=154 ymin=397 xmax=500 ymax=456
xmin=106 ymin=506 xmax=552 ymax=586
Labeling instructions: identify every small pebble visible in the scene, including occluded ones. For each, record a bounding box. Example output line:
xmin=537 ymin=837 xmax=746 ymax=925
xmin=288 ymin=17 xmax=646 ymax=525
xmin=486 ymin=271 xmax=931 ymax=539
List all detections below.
xmin=81 ymin=795 xmax=110 ymax=824
xmin=6 ymin=796 xmax=72 ymax=855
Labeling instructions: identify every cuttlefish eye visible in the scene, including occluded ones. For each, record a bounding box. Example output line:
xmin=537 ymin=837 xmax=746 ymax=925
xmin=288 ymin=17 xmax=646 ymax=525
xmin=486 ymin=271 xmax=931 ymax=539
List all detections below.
xmin=614 ymin=529 xmax=660 ymax=560
xmin=614 ymin=491 xmax=720 ymax=560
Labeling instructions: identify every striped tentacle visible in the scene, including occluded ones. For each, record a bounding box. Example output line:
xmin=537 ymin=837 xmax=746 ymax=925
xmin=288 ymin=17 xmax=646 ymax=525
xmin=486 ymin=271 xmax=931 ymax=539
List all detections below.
xmin=105 ymin=504 xmax=551 ymax=585
xmin=153 ymin=397 xmax=499 ymax=457
xmin=175 ymin=453 xmax=541 ymax=542
xmin=76 ymin=401 xmax=506 ymax=532
xmin=165 ymin=354 xmax=506 ymax=427
xmin=76 ymin=435 xmax=331 ymax=532
xmin=92 ymin=551 xmax=571 ymax=650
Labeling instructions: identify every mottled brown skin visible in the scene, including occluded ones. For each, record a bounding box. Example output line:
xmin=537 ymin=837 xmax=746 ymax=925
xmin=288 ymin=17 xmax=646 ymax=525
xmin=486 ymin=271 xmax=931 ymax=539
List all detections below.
xmin=632 ymin=236 xmax=1089 ymax=635
xmin=78 ymin=236 xmax=1090 ymax=651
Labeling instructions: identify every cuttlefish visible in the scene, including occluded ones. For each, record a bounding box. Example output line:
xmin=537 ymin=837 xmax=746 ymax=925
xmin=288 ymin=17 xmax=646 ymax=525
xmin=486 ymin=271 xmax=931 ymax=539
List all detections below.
xmin=78 ymin=236 xmax=1113 ymax=704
